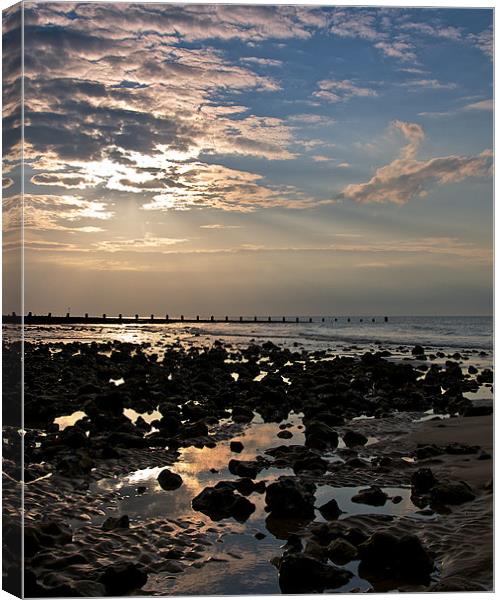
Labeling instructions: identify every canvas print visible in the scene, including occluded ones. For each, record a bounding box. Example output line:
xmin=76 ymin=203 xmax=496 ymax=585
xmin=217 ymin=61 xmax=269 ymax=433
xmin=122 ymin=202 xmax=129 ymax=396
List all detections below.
xmin=2 ymin=2 xmax=494 ymax=597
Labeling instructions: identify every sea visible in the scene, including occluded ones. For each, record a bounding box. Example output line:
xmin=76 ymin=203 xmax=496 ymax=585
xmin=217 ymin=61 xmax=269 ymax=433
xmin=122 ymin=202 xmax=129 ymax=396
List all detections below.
xmin=17 ymin=315 xmax=493 ymax=355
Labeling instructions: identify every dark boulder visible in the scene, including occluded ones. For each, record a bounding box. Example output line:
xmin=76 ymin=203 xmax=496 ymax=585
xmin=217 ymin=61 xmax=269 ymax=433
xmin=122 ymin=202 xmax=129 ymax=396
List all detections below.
xmin=305 ymin=421 xmax=338 ymax=450
xmin=230 ymin=440 xmax=244 ymax=453
xmin=411 ymin=468 xmax=437 ymax=494
xmin=327 ymin=538 xmax=358 ymax=564
xmin=192 ymin=483 xmax=255 ymax=522
xmin=102 ymin=515 xmax=130 ymax=531
xmin=278 ymin=553 xmax=352 ymax=593
xmin=343 ymin=430 xmax=368 ymax=448
xmin=318 ymin=498 xmax=343 ymax=520
xmin=430 ymin=481 xmax=475 ymax=505
xmin=157 ymin=468 xmax=183 ymax=491
xmin=228 ymin=459 xmax=264 ymax=479
xmin=351 ymin=485 xmax=387 ymax=506
xmin=358 ymin=532 xmax=433 ymax=583
xmin=265 ymin=477 xmax=316 ymax=518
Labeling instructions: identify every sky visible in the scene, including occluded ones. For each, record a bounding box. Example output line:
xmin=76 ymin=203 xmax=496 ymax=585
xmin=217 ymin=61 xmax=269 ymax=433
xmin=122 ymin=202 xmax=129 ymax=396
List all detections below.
xmin=2 ymin=2 xmax=494 ymax=316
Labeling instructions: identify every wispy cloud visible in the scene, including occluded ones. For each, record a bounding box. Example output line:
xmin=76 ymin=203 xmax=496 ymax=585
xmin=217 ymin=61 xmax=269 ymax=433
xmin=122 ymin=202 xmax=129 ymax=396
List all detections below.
xmin=313 ymin=78 xmax=378 ymax=103
xmin=341 ymin=120 xmax=492 ymax=205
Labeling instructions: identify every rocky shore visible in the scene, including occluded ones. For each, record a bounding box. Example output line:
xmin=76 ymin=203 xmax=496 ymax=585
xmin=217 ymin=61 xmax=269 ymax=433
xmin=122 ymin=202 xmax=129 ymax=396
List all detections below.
xmin=2 ymin=336 xmax=493 ymax=595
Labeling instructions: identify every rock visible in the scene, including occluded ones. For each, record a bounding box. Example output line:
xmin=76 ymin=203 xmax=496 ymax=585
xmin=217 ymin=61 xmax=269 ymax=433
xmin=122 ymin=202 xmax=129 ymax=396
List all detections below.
xmin=304 ymin=421 xmax=338 ymax=450
xmin=277 ymin=430 xmax=293 ymax=439
xmin=411 ymin=345 xmax=426 ymax=356
xmin=463 ymin=405 xmax=493 ymax=417
xmin=192 ymin=484 xmax=255 ymax=522
xmin=182 ymin=420 xmax=209 ymax=438
xmin=293 ymin=454 xmax=328 ymax=475
xmin=265 ymin=477 xmax=316 ymax=518
xmin=415 ymin=444 xmax=443 ymax=460
xmin=327 ymin=538 xmax=358 ymax=564
xmin=392 ymin=495 xmax=403 ymax=504
xmin=230 ymin=440 xmax=244 ymax=453
xmin=255 ymin=532 xmax=266 ymax=540
xmin=477 ymin=368 xmax=493 ymax=384
xmin=102 ymin=515 xmax=129 ymax=531
xmin=342 ymin=430 xmax=368 ymax=448
xmin=467 ymin=365 xmax=478 ymax=375
xmin=478 ymin=450 xmax=492 ymax=460
xmin=318 ymin=498 xmax=342 ymax=520
xmin=228 ymin=459 xmax=263 ymax=479
xmin=430 ymin=481 xmax=475 ymax=505
xmin=157 ymin=468 xmax=183 ymax=491
xmin=358 ymin=532 xmax=433 ymax=583
xmin=232 ymin=405 xmax=254 ymax=423
xmin=411 ymin=468 xmax=437 ymax=494
xmin=234 ymin=477 xmax=266 ymax=496
xmin=351 ymin=485 xmax=387 ymax=506
xmin=278 ymin=553 xmax=352 ymax=593
xmin=99 ymin=562 xmax=147 ymax=595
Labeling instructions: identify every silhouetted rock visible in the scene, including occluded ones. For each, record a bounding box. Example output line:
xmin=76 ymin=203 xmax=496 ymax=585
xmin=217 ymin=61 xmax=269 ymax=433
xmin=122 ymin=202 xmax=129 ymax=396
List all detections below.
xmin=278 ymin=553 xmax=352 ymax=593
xmin=343 ymin=430 xmax=368 ymax=448
xmin=265 ymin=477 xmax=316 ymax=518
xmin=157 ymin=468 xmax=183 ymax=490
xmin=351 ymin=485 xmax=387 ymax=506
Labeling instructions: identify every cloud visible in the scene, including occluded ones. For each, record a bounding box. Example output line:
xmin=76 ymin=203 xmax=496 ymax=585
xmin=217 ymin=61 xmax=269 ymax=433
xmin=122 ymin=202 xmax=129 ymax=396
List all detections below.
xmin=341 ymin=120 xmax=492 ymax=205
xmin=240 ymin=57 xmax=283 ymax=67
xmin=200 ymin=224 xmax=243 ymax=229
xmin=463 ymin=99 xmax=493 ymax=111
xmin=141 ymin=162 xmax=333 ymax=212
xmin=467 ymin=27 xmax=493 ymax=59
xmin=95 ymin=234 xmax=188 ymax=253
xmin=313 ymin=79 xmax=378 ymax=103
xmin=374 ymin=41 xmax=416 ymax=62
xmin=312 ymin=155 xmax=333 ymax=162
xmin=31 ymin=172 xmax=100 ymax=189
xmin=418 ymin=98 xmax=493 ymax=118
xmin=401 ymin=79 xmax=457 ymax=90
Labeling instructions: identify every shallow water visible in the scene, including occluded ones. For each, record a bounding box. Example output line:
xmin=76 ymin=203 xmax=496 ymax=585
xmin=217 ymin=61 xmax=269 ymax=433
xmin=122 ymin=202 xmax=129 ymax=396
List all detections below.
xmin=88 ymin=413 xmax=434 ymax=595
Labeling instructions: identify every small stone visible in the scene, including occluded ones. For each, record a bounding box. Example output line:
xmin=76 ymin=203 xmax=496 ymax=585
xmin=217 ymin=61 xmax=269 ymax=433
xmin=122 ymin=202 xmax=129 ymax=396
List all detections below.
xmin=230 ymin=440 xmax=244 ymax=453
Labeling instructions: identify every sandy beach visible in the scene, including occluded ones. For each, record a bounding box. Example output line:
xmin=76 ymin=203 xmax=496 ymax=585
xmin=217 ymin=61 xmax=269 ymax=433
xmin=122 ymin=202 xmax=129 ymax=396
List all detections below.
xmin=2 ymin=331 xmax=493 ymax=595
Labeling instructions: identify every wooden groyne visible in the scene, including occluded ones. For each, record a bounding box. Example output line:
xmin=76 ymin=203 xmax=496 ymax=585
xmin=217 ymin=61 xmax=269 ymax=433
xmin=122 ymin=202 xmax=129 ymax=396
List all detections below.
xmin=3 ymin=313 xmax=389 ymax=325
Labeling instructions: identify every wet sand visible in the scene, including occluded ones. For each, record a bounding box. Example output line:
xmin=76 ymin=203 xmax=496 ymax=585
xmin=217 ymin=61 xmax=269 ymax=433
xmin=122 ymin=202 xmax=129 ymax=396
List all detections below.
xmin=1 ymin=334 xmax=493 ymax=595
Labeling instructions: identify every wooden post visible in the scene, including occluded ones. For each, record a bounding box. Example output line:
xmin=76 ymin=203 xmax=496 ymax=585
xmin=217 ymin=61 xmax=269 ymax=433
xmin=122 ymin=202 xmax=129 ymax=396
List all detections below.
xmin=66 ymin=312 xmax=70 ymax=319
xmin=181 ymin=315 xmax=184 ymax=321
xmin=48 ymin=312 xmax=52 ymax=319
xmin=296 ymin=317 xmax=299 ymax=323
xmin=118 ymin=313 xmax=122 ymax=321
xmin=309 ymin=317 xmax=312 ymax=323
xmin=103 ymin=313 xmax=106 ymax=320
xmin=283 ymin=316 xmax=285 ymax=322
xmin=151 ymin=314 xmax=154 ymax=321
xmin=84 ymin=313 xmax=88 ymax=319
xmin=360 ymin=318 xmax=363 ymax=322
xmin=347 ymin=317 xmax=351 ymax=322
xmin=322 ymin=317 xmax=325 ymax=322
xmin=211 ymin=315 xmax=214 ymax=321
xmin=254 ymin=316 xmax=257 ymax=322
xmin=225 ymin=316 xmax=228 ymax=322
xmin=384 ymin=316 xmax=388 ymax=322
xmin=372 ymin=318 xmax=375 ymax=322
xmin=196 ymin=315 xmax=200 ymax=321
xmin=334 ymin=317 xmax=337 ymax=322
xmin=12 ymin=312 xmax=16 ymax=317
xmin=240 ymin=316 xmax=243 ymax=322
xmin=166 ymin=314 xmax=169 ymax=321
xmin=268 ymin=316 xmax=271 ymax=322
xmin=135 ymin=314 xmax=139 ymax=321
